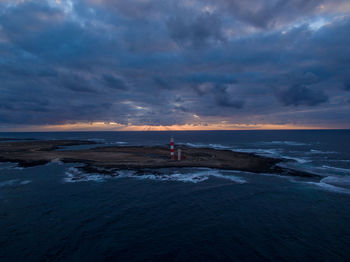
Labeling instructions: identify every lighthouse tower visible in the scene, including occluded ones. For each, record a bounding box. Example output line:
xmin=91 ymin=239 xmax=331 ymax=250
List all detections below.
xmin=170 ymin=137 xmax=174 ymax=160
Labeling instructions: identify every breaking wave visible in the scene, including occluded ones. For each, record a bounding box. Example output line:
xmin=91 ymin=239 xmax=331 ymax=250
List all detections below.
xmin=86 ymin=139 xmax=127 ymax=145
xmin=277 ymin=162 xmax=350 ymax=177
xmin=47 ymin=158 xmax=64 ymax=166
xmin=87 ymin=138 xmax=106 ymax=143
xmin=0 ymin=179 xmax=31 ymax=188
xmin=257 ymin=141 xmax=308 ymax=146
xmin=0 ymin=162 xmax=26 ymax=170
xmin=308 ymin=149 xmax=338 ymax=155
xmin=0 ymin=162 xmax=18 ymax=170
xmin=181 ymin=142 xmax=313 ymax=164
xmin=181 ymin=142 xmax=231 ymax=150
xmin=304 ymin=176 xmax=350 ymax=195
xmin=121 ymin=169 xmax=247 ymax=184
xmin=288 ymin=166 xmax=350 ymax=195
xmin=234 ymin=148 xmax=312 ymax=164
xmin=277 ymin=155 xmax=311 ymax=164
xmin=321 ymin=175 xmax=350 ymax=186
xmin=64 ymin=167 xmax=107 ymax=183
xmin=107 ymin=141 xmax=128 ymax=145
xmin=64 ymin=167 xmax=247 ymax=184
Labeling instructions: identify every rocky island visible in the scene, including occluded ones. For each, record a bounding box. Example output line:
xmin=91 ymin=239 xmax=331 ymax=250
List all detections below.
xmin=0 ymin=139 xmax=320 ymax=179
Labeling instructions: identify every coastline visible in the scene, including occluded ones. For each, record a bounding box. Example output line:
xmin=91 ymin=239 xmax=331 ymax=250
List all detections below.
xmin=0 ymin=139 xmax=321 ymax=179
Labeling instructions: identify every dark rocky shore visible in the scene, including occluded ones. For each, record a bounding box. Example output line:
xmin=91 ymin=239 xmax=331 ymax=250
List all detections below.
xmin=0 ymin=140 xmax=321 ymax=179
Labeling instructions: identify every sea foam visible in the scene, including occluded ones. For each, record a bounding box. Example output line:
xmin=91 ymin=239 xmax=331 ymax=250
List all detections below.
xmin=257 ymin=141 xmax=308 ymax=146
xmin=304 ymin=180 xmax=350 ymax=195
xmin=64 ymin=167 xmax=247 ymax=184
xmin=0 ymin=179 xmax=32 ymax=188
xmin=180 ymin=142 xmax=313 ymax=165
xmin=64 ymin=167 xmax=107 ymax=183
xmin=125 ymin=170 xmax=247 ymax=184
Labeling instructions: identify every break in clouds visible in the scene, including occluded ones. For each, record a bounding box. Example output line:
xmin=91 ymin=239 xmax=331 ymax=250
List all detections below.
xmin=0 ymin=0 xmax=350 ymax=129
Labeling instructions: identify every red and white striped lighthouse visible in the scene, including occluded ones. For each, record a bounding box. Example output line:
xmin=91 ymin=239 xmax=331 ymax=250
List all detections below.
xmin=170 ymin=137 xmax=174 ymax=160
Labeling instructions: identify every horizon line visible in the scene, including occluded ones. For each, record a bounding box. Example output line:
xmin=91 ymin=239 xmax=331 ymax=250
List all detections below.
xmin=1 ymin=128 xmax=349 ymax=133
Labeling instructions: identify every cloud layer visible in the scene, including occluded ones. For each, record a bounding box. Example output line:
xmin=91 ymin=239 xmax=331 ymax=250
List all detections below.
xmin=0 ymin=0 xmax=350 ymax=129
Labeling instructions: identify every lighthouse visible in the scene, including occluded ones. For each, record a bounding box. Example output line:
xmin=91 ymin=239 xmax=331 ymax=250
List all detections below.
xmin=170 ymin=137 xmax=174 ymax=160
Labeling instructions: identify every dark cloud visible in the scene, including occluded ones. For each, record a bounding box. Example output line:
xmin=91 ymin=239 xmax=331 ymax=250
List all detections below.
xmin=215 ymin=94 xmax=244 ymax=109
xmin=60 ymin=73 xmax=97 ymax=93
xmin=0 ymin=0 xmax=349 ymax=129
xmin=167 ymin=12 xmax=225 ymax=48
xmin=212 ymin=85 xmax=244 ymax=109
xmin=102 ymin=75 xmax=128 ymax=90
xmin=343 ymin=81 xmax=350 ymax=91
xmin=276 ymin=85 xmax=328 ymax=106
xmin=187 ymin=73 xmax=237 ymax=85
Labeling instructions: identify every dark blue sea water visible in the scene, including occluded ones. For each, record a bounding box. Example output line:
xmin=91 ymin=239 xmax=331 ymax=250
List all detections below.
xmin=1 ymin=130 xmax=350 ymax=261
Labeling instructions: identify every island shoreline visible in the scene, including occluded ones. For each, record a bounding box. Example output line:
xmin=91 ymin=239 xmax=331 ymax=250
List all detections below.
xmin=0 ymin=139 xmax=321 ymax=179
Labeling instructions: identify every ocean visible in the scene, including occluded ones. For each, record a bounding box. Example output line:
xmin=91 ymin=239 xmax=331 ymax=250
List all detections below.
xmin=0 ymin=130 xmax=350 ymax=261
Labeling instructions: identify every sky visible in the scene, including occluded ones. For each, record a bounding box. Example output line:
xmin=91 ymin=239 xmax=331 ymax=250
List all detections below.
xmin=0 ymin=0 xmax=350 ymax=131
